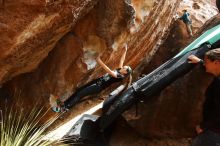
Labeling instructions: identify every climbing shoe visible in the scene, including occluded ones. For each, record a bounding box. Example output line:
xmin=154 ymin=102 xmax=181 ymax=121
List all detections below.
xmin=49 ymin=94 xmax=67 ymax=113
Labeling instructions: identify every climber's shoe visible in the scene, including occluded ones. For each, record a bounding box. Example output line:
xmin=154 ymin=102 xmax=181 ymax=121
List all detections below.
xmin=51 ymin=106 xmax=62 ymax=113
xmin=49 ymin=94 xmax=68 ymax=113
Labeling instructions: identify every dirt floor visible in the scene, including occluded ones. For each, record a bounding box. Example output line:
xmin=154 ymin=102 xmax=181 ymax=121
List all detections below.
xmin=109 ymin=116 xmax=192 ymax=146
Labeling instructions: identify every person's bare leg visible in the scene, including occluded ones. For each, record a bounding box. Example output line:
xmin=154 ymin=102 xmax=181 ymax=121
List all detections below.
xmin=186 ymin=23 xmax=193 ymax=37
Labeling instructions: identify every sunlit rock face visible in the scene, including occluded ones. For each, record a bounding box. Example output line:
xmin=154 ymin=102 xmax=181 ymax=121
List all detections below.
xmin=0 ymin=0 xmax=98 ymax=85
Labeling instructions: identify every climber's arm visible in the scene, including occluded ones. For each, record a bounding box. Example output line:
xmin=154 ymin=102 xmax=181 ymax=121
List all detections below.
xmin=96 ymin=56 xmax=117 ymax=78
xmin=119 ymin=43 xmax=128 ymax=68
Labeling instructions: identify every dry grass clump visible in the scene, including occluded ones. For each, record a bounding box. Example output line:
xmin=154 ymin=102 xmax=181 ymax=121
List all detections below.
xmin=0 ymin=106 xmax=61 ymax=146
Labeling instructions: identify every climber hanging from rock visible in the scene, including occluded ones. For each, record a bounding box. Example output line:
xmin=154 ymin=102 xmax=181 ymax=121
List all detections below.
xmin=50 ymin=43 xmax=132 ymax=113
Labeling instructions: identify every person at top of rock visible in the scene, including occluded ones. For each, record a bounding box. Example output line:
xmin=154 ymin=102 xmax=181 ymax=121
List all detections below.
xmin=188 ymin=48 xmax=220 ymax=146
xmin=50 ymin=43 xmax=132 ymax=113
xmin=178 ymin=9 xmax=193 ymax=37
